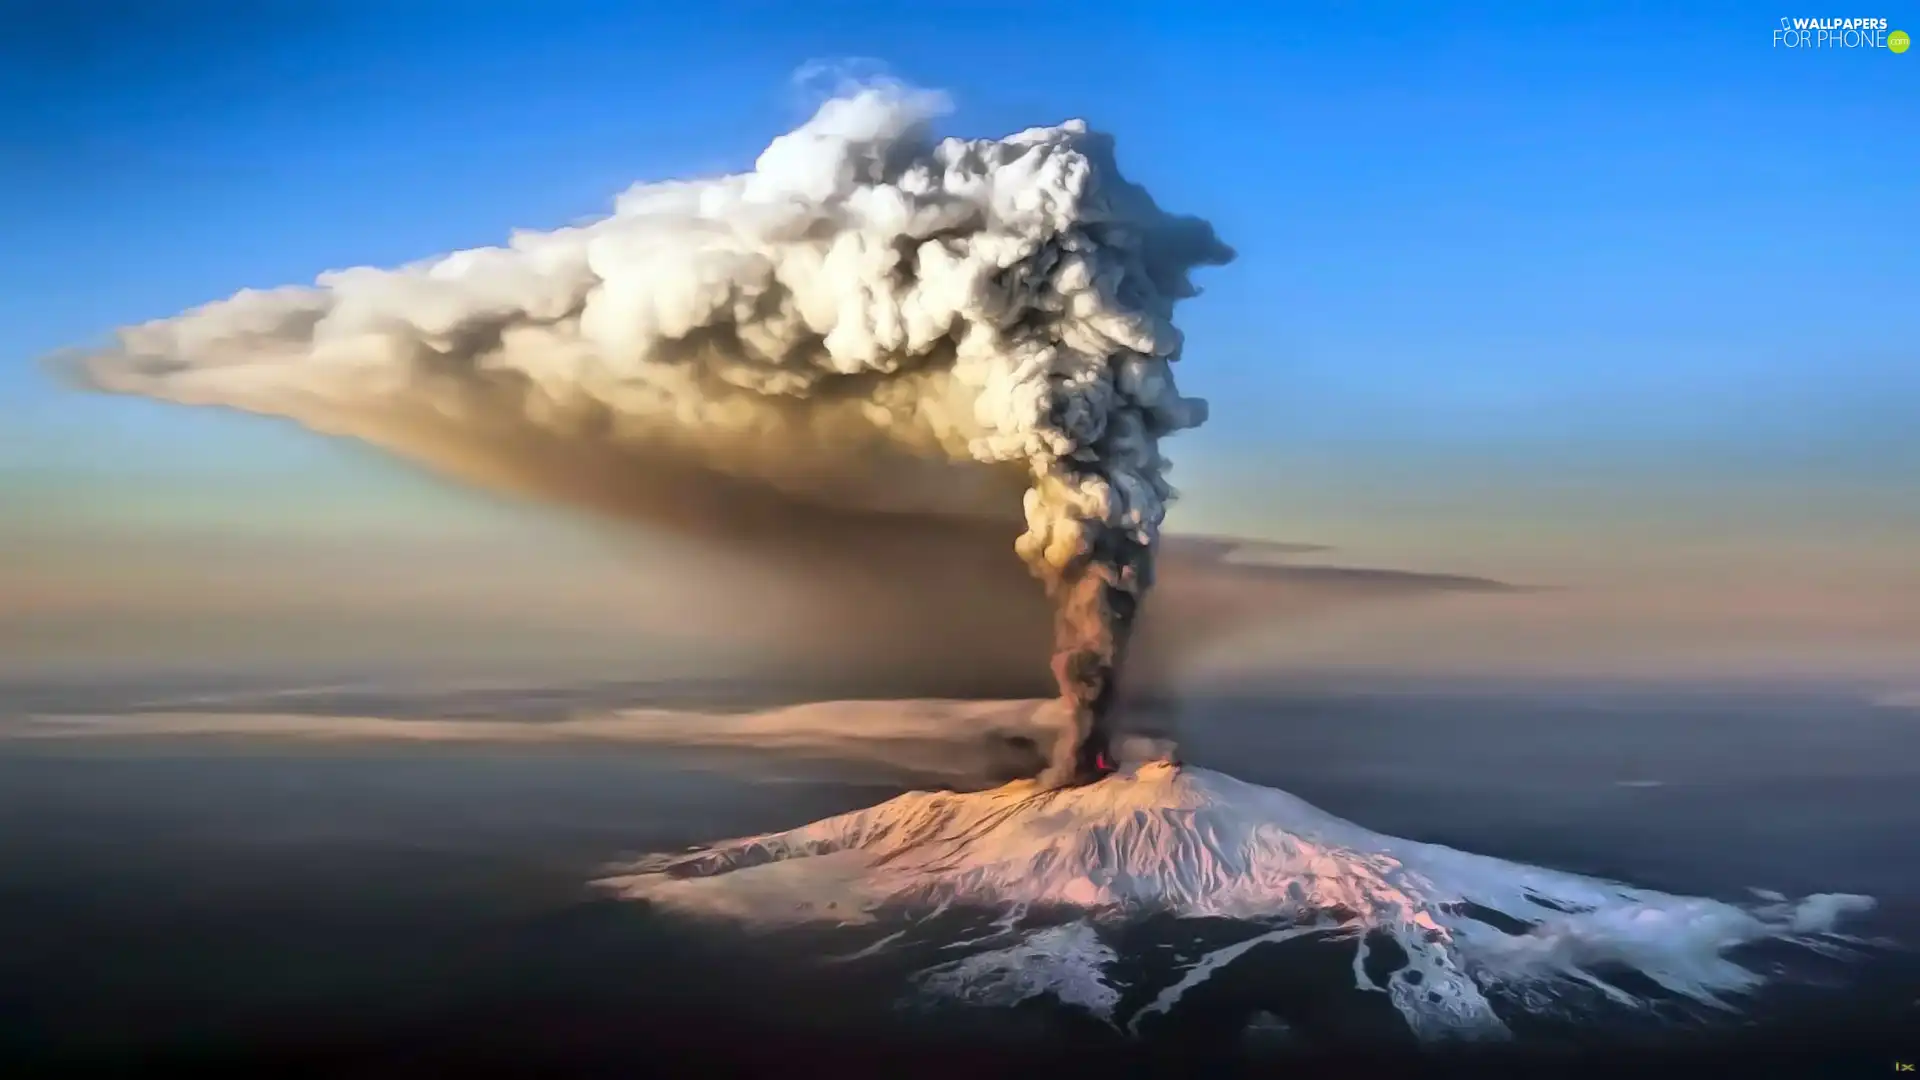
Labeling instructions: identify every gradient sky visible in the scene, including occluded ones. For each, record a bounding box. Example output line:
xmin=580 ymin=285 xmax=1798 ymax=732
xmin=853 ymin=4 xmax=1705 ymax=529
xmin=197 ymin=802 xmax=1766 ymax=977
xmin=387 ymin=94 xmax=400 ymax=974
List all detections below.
xmin=4 ymin=2 xmax=1916 ymax=679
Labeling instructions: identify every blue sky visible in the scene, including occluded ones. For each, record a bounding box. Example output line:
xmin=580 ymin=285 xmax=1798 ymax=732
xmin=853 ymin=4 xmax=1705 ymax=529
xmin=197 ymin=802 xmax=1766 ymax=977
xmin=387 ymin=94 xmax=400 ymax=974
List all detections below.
xmin=4 ymin=1 xmax=1915 ymax=571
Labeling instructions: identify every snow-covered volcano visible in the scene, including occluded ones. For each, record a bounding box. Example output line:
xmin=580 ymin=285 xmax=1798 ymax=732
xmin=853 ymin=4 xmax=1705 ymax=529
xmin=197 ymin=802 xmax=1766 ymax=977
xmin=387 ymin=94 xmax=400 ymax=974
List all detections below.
xmin=597 ymin=762 xmax=1875 ymax=1040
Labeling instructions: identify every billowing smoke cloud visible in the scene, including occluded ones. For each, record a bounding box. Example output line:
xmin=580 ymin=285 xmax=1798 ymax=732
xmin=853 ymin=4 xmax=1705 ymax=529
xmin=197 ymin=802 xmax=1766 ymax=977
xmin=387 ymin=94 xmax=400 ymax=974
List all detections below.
xmin=62 ymin=84 xmax=1233 ymax=785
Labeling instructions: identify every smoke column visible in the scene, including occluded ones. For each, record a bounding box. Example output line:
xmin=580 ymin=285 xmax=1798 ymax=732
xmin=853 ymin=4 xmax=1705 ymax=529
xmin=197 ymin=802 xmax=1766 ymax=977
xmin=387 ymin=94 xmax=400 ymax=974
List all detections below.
xmin=59 ymin=83 xmax=1233 ymax=786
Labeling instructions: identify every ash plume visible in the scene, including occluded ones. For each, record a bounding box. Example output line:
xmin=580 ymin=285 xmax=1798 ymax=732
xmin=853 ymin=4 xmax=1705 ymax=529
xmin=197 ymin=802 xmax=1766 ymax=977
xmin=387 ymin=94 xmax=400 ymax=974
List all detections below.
xmin=59 ymin=83 xmax=1233 ymax=786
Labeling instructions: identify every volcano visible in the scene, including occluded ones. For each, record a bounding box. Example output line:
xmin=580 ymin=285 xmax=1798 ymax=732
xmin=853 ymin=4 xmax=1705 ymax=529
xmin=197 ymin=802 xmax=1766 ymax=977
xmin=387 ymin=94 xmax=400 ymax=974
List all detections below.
xmin=597 ymin=761 xmax=1876 ymax=1041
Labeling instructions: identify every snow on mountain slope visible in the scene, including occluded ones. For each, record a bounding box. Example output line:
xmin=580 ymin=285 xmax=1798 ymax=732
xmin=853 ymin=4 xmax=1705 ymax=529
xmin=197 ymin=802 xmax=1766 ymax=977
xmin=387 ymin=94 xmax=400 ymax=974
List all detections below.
xmin=597 ymin=762 xmax=1874 ymax=1039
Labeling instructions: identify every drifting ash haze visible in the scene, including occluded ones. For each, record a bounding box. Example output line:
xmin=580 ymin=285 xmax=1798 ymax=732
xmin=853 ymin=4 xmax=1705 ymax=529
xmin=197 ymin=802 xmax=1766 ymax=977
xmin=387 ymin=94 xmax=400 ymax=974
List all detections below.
xmin=66 ymin=82 xmax=1232 ymax=785
xmin=603 ymin=761 xmax=1878 ymax=1042
xmin=5 ymin=700 xmax=1073 ymax=787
